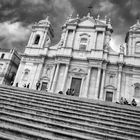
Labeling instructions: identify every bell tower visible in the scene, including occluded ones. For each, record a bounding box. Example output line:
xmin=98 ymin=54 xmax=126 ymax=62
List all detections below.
xmin=14 ymin=16 xmax=54 ymax=89
xmin=125 ymin=18 xmax=140 ymax=56
xmin=25 ymin=16 xmax=54 ymax=56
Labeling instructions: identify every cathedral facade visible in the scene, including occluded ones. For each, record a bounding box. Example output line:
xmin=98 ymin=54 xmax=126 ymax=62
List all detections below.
xmin=14 ymin=13 xmax=140 ymax=105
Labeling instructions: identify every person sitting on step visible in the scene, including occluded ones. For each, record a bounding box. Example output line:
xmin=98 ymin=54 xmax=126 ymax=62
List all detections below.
xmin=15 ymin=82 xmax=18 ymax=87
xmin=23 ymin=84 xmax=26 ymax=88
xmin=58 ymin=91 xmax=63 ymax=94
xmin=10 ymin=81 xmax=13 ymax=86
xmin=71 ymin=89 xmax=75 ymax=96
xmin=27 ymin=83 xmax=30 ymax=88
xmin=123 ymin=98 xmax=128 ymax=105
xmin=66 ymin=89 xmax=70 ymax=95
xmin=131 ymin=99 xmax=137 ymax=106
xmin=120 ymin=97 xmax=124 ymax=104
xmin=36 ymin=81 xmax=40 ymax=90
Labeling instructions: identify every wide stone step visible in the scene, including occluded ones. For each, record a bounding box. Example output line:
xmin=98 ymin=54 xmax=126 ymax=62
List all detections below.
xmin=0 ymin=116 xmax=127 ymax=140
xmin=1 ymin=101 xmax=140 ymax=139
xmin=0 ymin=113 xmax=129 ymax=140
xmin=0 ymin=130 xmax=29 ymax=140
xmin=0 ymin=124 xmax=76 ymax=140
xmin=0 ymin=90 xmax=139 ymax=120
xmin=1 ymin=97 xmax=140 ymax=132
xmin=1 ymin=94 xmax=140 ymax=126
xmin=1 ymin=85 xmax=140 ymax=139
xmin=1 ymin=107 xmax=140 ymax=139
xmin=0 ymin=118 xmax=95 ymax=140
xmin=1 ymin=104 xmax=140 ymax=136
xmin=1 ymin=86 xmax=140 ymax=116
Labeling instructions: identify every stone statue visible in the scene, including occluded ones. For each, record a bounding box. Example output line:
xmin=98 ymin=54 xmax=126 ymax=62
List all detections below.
xmin=104 ymin=42 xmax=110 ymax=51
xmin=120 ymin=44 xmax=125 ymax=53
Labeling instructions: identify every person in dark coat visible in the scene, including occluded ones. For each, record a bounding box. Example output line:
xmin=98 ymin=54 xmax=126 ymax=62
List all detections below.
xmin=23 ymin=84 xmax=26 ymax=88
xmin=15 ymin=82 xmax=18 ymax=87
xmin=124 ymin=98 xmax=128 ymax=105
xmin=58 ymin=91 xmax=63 ymax=94
xmin=27 ymin=83 xmax=30 ymax=88
xmin=120 ymin=97 xmax=124 ymax=104
xmin=71 ymin=89 xmax=75 ymax=96
xmin=36 ymin=81 xmax=40 ymax=90
xmin=131 ymin=99 xmax=137 ymax=106
xmin=66 ymin=89 xmax=70 ymax=95
xmin=10 ymin=81 xmax=13 ymax=86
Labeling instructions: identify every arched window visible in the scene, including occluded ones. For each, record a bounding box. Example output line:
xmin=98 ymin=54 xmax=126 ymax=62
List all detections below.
xmin=22 ymin=69 xmax=30 ymax=81
xmin=34 ymin=35 xmax=40 ymax=45
xmin=79 ymin=38 xmax=88 ymax=50
xmin=134 ymin=83 xmax=140 ymax=97
xmin=1 ymin=53 xmax=5 ymax=59
xmin=135 ymin=42 xmax=140 ymax=53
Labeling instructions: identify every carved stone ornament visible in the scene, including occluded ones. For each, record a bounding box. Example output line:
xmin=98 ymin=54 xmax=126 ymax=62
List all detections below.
xmin=40 ymin=76 xmax=50 ymax=81
xmin=44 ymin=66 xmax=53 ymax=78
xmin=120 ymin=44 xmax=125 ymax=53
xmin=104 ymin=42 xmax=110 ymax=51
xmin=69 ymin=67 xmax=86 ymax=74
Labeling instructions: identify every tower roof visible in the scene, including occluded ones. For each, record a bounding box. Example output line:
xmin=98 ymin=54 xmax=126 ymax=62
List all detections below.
xmin=38 ymin=16 xmax=51 ymax=26
xmin=130 ymin=18 xmax=140 ymax=31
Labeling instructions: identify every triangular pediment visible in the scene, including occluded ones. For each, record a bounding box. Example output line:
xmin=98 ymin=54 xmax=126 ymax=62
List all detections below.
xmin=78 ymin=18 xmax=95 ymax=27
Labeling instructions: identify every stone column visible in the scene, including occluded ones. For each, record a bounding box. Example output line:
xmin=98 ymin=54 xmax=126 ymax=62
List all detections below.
xmin=116 ymin=63 xmax=123 ymax=102
xmin=13 ymin=61 xmax=24 ymax=86
xmin=40 ymin=31 xmax=47 ymax=48
xmin=71 ymin=30 xmax=76 ymax=48
xmin=83 ymin=67 xmax=91 ymax=98
xmin=51 ymin=63 xmax=60 ymax=92
xmin=95 ymin=68 xmax=101 ymax=99
xmin=62 ymin=64 xmax=69 ymax=92
xmin=49 ymin=65 xmax=56 ymax=91
xmin=93 ymin=31 xmax=97 ymax=50
xmin=99 ymin=69 xmax=106 ymax=100
xmin=63 ymin=30 xmax=68 ymax=47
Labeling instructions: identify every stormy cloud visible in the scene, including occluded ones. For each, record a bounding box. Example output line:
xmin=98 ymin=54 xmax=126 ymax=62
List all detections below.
xmin=0 ymin=0 xmax=139 ymax=52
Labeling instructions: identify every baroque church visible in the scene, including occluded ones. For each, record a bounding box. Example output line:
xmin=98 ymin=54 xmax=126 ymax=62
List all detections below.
xmin=14 ymin=12 xmax=140 ymax=105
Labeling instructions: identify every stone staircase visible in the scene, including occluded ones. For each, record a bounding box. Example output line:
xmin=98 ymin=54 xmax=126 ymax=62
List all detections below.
xmin=0 ymin=85 xmax=140 ymax=140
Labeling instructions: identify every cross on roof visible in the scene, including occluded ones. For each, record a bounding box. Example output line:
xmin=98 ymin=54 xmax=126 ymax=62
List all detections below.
xmin=88 ymin=5 xmax=93 ymax=13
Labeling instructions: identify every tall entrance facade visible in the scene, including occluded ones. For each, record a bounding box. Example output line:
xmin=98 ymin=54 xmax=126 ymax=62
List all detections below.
xmin=14 ymin=13 xmax=140 ymax=105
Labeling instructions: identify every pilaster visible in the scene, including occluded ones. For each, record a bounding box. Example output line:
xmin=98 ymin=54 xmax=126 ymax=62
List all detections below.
xmin=49 ymin=65 xmax=56 ymax=91
xmin=62 ymin=64 xmax=69 ymax=92
xmin=116 ymin=62 xmax=123 ymax=102
xmin=51 ymin=63 xmax=60 ymax=92
xmin=63 ymin=30 xmax=68 ymax=47
xmin=95 ymin=67 xmax=101 ymax=99
xmin=99 ymin=63 xmax=107 ymax=100
xmin=83 ymin=67 xmax=91 ymax=97
xmin=71 ymin=30 xmax=76 ymax=48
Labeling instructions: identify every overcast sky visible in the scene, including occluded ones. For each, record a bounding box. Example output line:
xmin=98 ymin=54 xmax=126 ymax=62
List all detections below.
xmin=0 ymin=0 xmax=139 ymax=52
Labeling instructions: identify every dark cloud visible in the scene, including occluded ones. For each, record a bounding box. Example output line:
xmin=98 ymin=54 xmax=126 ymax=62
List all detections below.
xmin=0 ymin=0 xmax=140 ymax=52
